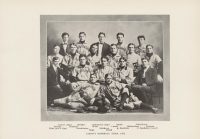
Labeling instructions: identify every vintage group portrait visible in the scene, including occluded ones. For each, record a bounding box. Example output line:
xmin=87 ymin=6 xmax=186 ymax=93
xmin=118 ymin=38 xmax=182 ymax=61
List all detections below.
xmin=40 ymin=15 xmax=170 ymax=121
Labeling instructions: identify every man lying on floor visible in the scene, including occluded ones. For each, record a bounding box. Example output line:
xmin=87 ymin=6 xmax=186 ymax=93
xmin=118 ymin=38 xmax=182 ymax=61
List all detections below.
xmin=53 ymin=74 xmax=111 ymax=113
xmin=52 ymin=73 xmax=158 ymax=113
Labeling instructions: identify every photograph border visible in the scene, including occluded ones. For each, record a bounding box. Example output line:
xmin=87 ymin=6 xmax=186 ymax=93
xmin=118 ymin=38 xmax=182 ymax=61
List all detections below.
xmin=40 ymin=15 xmax=170 ymax=121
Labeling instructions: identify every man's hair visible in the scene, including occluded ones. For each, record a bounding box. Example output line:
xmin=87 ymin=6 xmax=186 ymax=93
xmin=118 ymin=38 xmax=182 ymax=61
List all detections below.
xmin=70 ymin=43 xmax=77 ymax=48
xmin=52 ymin=56 xmax=60 ymax=62
xmin=98 ymin=32 xmax=106 ymax=37
xmin=116 ymin=32 xmax=124 ymax=37
xmin=90 ymin=73 xmax=97 ymax=78
xmin=141 ymin=57 xmax=149 ymax=62
xmin=101 ymin=56 xmax=109 ymax=62
xmin=79 ymin=32 xmax=86 ymax=36
xmin=110 ymin=43 xmax=117 ymax=48
xmin=79 ymin=54 xmax=87 ymax=60
xmin=137 ymin=35 xmax=145 ymax=41
xmin=53 ymin=45 xmax=60 ymax=49
xmin=105 ymin=73 xmax=113 ymax=79
xmin=146 ymin=44 xmax=154 ymax=49
xmin=127 ymin=43 xmax=135 ymax=48
xmin=119 ymin=56 xmax=127 ymax=62
xmin=61 ymin=32 xmax=69 ymax=38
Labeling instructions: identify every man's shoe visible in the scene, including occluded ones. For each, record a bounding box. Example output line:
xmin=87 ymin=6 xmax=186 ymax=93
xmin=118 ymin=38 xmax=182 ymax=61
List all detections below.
xmin=152 ymin=107 xmax=158 ymax=113
xmin=117 ymin=105 xmax=123 ymax=111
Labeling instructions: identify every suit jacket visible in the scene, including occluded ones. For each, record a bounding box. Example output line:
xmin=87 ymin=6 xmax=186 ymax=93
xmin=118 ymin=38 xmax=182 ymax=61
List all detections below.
xmin=134 ymin=67 xmax=157 ymax=87
xmin=91 ymin=42 xmax=110 ymax=57
xmin=47 ymin=66 xmax=64 ymax=87
xmin=59 ymin=43 xmax=71 ymax=56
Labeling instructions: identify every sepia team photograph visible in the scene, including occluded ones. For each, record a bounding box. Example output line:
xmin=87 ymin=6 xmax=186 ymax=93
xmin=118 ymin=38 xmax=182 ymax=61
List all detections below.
xmin=41 ymin=15 xmax=170 ymax=121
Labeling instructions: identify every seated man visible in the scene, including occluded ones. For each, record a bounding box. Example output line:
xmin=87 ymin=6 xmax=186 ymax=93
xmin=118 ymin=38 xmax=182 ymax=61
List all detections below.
xmin=128 ymin=58 xmax=157 ymax=105
xmin=53 ymin=74 xmax=111 ymax=113
xmin=87 ymin=43 xmax=101 ymax=69
xmin=71 ymin=55 xmax=93 ymax=82
xmin=145 ymin=44 xmax=163 ymax=83
xmin=95 ymin=57 xmax=114 ymax=84
xmin=47 ymin=57 xmax=66 ymax=106
xmin=61 ymin=43 xmax=80 ymax=82
xmin=47 ymin=45 xmax=63 ymax=67
xmin=106 ymin=44 xmax=121 ymax=69
xmin=123 ymin=92 xmax=158 ymax=113
xmin=99 ymin=73 xmax=129 ymax=111
xmin=113 ymin=57 xmax=134 ymax=84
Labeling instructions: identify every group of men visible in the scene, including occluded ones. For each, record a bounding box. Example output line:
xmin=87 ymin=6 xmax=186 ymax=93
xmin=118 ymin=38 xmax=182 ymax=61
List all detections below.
xmin=47 ymin=31 xmax=163 ymax=113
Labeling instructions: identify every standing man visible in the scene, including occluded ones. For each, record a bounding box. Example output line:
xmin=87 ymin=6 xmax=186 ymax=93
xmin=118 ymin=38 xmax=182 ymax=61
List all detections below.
xmin=47 ymin=45 xmax=63 ymax=67
xmin=76 ymin=32 xmax=90 ymax=56
xmin=135 ymin=35 xmax=147 ymax=57
xmin=91 ymin=32 xmax=110 ymax=57
xmin=60 ymin=32 xmax=70 ymax=56
xmin=116 ymin=32 xmax=127 ymax=57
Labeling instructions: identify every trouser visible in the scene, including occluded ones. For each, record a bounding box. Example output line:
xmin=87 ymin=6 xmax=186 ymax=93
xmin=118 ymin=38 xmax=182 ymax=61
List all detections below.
xmin=47 ymin=85 xmax=65 ymax=106
xmin=131 ymin=85 xmax=153 ymax=105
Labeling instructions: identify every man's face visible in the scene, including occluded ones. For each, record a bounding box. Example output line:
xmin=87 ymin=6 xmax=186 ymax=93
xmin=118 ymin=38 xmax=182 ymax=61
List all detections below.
xmin=53 ymin=46 xmax=60 ymax=54
xmin=101 ymin=58 xmax=108 ymax=67
xmin=53 ymin=60 xmax=60 ymax=67
xmin=105 ymin=75 xmax=112 ymax=84
xmin=62 ymin=35 xmax=69 ymax=43
xmin=91 ymin=45 xmax=98 ymax=54
xmin=128 ymin=44 xmax=135 ymax=53
xmin=138 ymin=37 xmax=145 ymax=45
xmin=117 ymin=34 xmax=124 ymax=43
xmin=119 ymin=59 xmax=126 ymax=67
xmin=79 ymin=33 xmax=86 ymax=42
xmin=90 ymin=75 xmax=97 ymax=83
xmin=79 ymin=57 xmax=86 ymax=66
xmin=98 ymin=34 xmax=105 ymax=43
xmin=142 ymin=59 xmax=149 ymax=68
xmin=70 ymin=45 xmax=77 ymax=54
xmin=146 ymin=46 xmax=153 ymax=53
xmin=110 ymin=45 xmax=118 ymax=54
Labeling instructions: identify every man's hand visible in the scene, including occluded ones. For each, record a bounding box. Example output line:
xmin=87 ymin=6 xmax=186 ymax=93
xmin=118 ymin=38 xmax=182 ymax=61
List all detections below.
xmin=60 ymin=75 xmax=65 ymax=82
xmin=142 ymin=83 xmax=147 ymax=86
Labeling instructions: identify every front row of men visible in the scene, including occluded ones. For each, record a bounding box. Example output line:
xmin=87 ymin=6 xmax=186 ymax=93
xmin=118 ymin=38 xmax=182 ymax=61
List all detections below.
xmin=47 ymin=55 xmax=158 ymax=113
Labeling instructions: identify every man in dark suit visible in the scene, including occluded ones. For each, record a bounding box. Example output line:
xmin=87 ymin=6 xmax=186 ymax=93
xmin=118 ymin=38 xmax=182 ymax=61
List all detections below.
xmin=59 ymin=32 xmax=71 ymax=56
xmin=47 ymin=57 xmax=66 ymax=106
xmin=90 ymin=32 xmax=110 ymax=57
xmin=129 ymin=58 xmax=157 ymax=104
